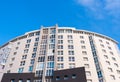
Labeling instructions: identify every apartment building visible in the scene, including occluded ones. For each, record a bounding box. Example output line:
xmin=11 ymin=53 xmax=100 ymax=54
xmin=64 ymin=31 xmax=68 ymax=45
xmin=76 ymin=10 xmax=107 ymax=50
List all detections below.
xmin=0 ymin=25 xmax=120 ymax=82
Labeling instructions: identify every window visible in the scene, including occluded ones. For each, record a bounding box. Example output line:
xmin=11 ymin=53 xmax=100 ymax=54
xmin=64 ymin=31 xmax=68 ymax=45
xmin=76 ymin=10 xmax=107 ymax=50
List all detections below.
xmin=48 ymin=56 xmax=54 ymax=61
xmin=18 ymin=79 xmax=23 ymax=82
xmin=114 ymin=63 xmax=119 ymax=67
xmin=67 ymin=35 xmax=72 ymax=39
xmin=16 ymin=47 xmax=19 ymax=50
xmin=20 ymin=61 xmax=25 ymax=66
xmin=104 ymin=55 xmax=108 ymax=59
xmin=84 ymin=64 xmax=90 ymax=68
xmin=64 ymin=75 xmax=68 ymax=80
xmin=100 ymin=44 xmax=104 ymax=47
xmin=80 ymin=36 xmax=84 ymax=39
xmin=32 ymin=53 xmax=36 ymax=58
xmin=58 ymin=35 xmax=63 ymax=39
xmin=38 ymin=56 xmax=45 ymax=62
xmin=83 ymin=57 xmax=88 ymax=61
xmin=112 ymin=57 xmax=116 ymax=61
xmin=36 ymin=32 xmax=40 ymax=35
xmin=86 ymin=71 xmax=91 ymax=76
xmin=24 ymin=49 xmax=29 ymax=53
xmin=25 ymin=44 xmax=30 ymax=48
xmin=35 ymin=37 xmax=39 ymax=41
xmin=10 ymin=79 xmax=15 ymax=82
xmin=47 ymin=62 xmax=54 ymax=68
xmin=82 ymin=51 xmax=87 ymax=55
xmin=69 ymin=63 xmax=75 ymax=68
xmin=58 ymin=51 xmax=63 ymax=55
xmin=34 ymin=42 xmax=38 ymax=46
xmin=81 ymin=46 xmax=86 ymax=49
xmin=57 ymin=57 xmax=63 ymax=61
xmin=29 ymin=66 xmax=33 ymax=72
xmin=68 ymin=45 xmax=74 ymax=49
xmin=99 ymin=39 xmax=103 ymax=42
xmin=68 ymin=51 xmax=74 ymax=55
xmin=68 ymin=40 xmax=73 ymax=44
xmin=22 ymin=55 xmax=27 ymax=59
xmin=58 ymin=29 xmax=64 ymax=33
xmin=102 ymin=49 xmax=106 ymax=53
xmin=80 ymin=40 xmax=85 ymax=44
xmin=106 ymin=41 xmax=109 ymax=44
xmin=9 ymin=64 xmax=13 ymax=68
xmin=66 ymin=29 xmax=72 ymax=33
xmin=33 ymin=47 xmax=37 ymax=52
xmin=17 ymin=42 xmax=20 ymax=45
xmin=110 ymin=75 xmax=115 ymax=80
xmin=27 ymin=39 xmax=31 ymax=43
xmin=110 ymin=51 xmax=114 ymax=55
xmin=106 ymin=61 xmax=110 ymax=65
xmin=18 ymin=67 xmax=24 ymax=73
xmin=57 ymin=63 xmax=64 ymax=69
xmin=14 ymin=52 xmax=17 ymax=55
xmin=87 ymin=79 xmax=92 ymax=82
xmin=11 ymin=57 xmax=15 ymax=61
xmin=108 ymin=46 xmax=112 ymax=50
xmin=56 ymin=76 xmax=60 ymax=81
xmin=69 ymin=57 xmax=75 ymax=61
xmin=72 ymin=74 xmax=76 ymax=79
xmin=29 ymin=33 xmax=34 ymax=37
xmin=30 ymin=59 xmax=35 ymax=64
xmin=108 ymin=67 xmax=113 ymax=72
xmin=117 ymin=70 xmax=120 ymax=74
xmin=58 ymin=40 xmax=63 ymax=44
xmin=58 ymin=45 xmax=63 ymax=49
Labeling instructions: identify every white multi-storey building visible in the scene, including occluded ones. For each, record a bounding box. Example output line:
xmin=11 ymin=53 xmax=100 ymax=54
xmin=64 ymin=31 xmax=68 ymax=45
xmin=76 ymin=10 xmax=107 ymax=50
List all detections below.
xmin=0 ymin=25 xmax=120 ymax=82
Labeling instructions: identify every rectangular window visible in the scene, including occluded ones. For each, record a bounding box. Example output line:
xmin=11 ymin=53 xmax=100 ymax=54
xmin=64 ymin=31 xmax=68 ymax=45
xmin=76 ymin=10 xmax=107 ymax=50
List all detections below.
xmin=69 ymin=57 xmax=75 ymax=61
xmin=30 ymin=59 xmax=35 ymax=64
xmin=24 ymin=49 xmax=29 ymax=53
xmin=57 ymin=63 xmax=64 ymax=69
xmin=82 ymin=51 xmax=87 ymax=55
xmin=83 ymin=57 xmax=88 ymax=61
xmin=27 ymin=39 xmax=31 ymax=43
xmin=67 ymin=35 xmax=73 ymax=39
xmin=34 ymin=42 xmax=38 ymax=46
xmin=80 ymin=36 xmax=84 ymax=39
xmin=35 ymin=37 xmax=39 ymax=41
xmin=29 ymin=33 xmax=34 ymax=37
xmin=110 ymin=75 xmax=115 ymax=80
xmin=68 ymin=40 xmax=73 ymax=44
xmin=25 ymin=44 xmax=30 ymax=48
xmin=57 ymin=57 xmax=64 ymax=61
xmin=58 ymin=35 xmax=63 ymax=39
xmin=58 ymin=51 xmax=63 ymax=55
xmin=68 ymin=45 xmax=74 ymax=49
xmin=69 ymin=63 xmax=75 ymax=68
xmin=18 ymin=67 xmax=24 ymax=73
xmin=84 ymin=64 xmax=90 ymax=68
xmin=36 ymin=32 xmax=40 ymax=35
xmin=29 ymin=66 xmax=33 ymax=72
xmin=81 ymin=46 xmax=86 ymax=49
xmin=68 ymin=51 xmax=74 ymax=55
xmin=20 ymin=61 xmax=25 ymax=66
xmin=80 ymin=40 xmax=85 ymax=44
xmin=22 ymin=55 xmax=27 ymax=59
xmin=58 ymin=45 xmax=63 ymax=49
xmin=58 ymin=40 xmax=63 ymax=44
xmin=33 ymin=47 xmax=37 ymax=52
xmin=108 ymin=67 xmax=113 ymax=72
xmin=86 ymin=71 xmax=91 ymax=76
xmin=32 ymin=53 xmax=36 ymax=58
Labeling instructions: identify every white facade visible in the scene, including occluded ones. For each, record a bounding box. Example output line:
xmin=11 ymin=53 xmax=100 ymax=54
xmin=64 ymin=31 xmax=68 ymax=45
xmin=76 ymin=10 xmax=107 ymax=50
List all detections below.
xmin=0 ymin=25 xmax=120 ymax=82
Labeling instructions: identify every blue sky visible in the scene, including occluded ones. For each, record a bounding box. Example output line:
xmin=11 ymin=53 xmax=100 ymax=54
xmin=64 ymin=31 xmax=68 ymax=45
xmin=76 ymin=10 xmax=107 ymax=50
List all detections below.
xmin=0 ymin=0 xmax=120 ymax=47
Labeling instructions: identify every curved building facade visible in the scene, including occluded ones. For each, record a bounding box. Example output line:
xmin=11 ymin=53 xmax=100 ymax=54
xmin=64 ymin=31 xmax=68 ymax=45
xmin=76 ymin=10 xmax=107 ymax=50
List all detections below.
xmin=0 ymin=25 xmax=120 ymax=82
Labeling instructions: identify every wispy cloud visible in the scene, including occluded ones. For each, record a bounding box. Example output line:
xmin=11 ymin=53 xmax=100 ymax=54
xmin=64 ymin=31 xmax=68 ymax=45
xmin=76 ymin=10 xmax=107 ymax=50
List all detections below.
xmin=75 ymin=0 xmax=120 ymax=19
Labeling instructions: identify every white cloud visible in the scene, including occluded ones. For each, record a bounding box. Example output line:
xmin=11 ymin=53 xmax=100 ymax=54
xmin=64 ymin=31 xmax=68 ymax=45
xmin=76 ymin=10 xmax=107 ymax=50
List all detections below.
xmin=75 ymin=0 xmax=120 ymax=19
